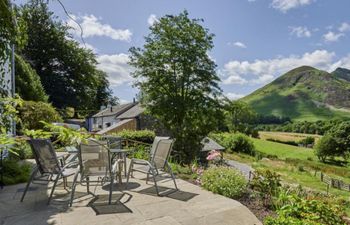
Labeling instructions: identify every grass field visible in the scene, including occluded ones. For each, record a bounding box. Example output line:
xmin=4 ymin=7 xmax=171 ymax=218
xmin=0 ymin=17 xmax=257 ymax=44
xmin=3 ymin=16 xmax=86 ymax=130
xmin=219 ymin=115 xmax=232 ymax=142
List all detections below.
xmin=225 ymin=136 xmax=350 ymax=199
xmin=252 ymin=138 xmax=316 ymax=160
xmin=259 ymin=131 xmax=321 ymax=143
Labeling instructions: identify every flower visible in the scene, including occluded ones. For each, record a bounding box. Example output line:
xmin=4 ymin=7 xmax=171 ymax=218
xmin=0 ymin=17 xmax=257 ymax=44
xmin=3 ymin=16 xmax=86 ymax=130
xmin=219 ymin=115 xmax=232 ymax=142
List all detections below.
xmin=206 ymin=150 xmax=221 ymax=161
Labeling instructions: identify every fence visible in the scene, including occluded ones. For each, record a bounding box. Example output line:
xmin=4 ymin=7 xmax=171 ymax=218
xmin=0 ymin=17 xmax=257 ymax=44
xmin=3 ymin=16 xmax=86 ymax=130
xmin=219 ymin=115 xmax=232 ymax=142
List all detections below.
xmin=320 ymin=172 xmax=350 ymax=192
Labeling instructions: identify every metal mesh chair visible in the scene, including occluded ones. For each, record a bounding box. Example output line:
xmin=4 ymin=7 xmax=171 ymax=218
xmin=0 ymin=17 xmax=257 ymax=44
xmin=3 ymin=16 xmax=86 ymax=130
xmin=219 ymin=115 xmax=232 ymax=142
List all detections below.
xmin=70 ymin=139 xmax=119 ymax=206
xmin=126 ymin=138 xmax=177 ymax=195
xmin=20 ymin=139 xmax=79 ymax=205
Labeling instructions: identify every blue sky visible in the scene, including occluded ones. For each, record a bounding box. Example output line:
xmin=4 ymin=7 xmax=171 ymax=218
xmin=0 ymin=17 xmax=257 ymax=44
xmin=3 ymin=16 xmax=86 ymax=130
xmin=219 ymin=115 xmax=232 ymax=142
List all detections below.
xmin=15 ymin=0 xmax=350 ymax=103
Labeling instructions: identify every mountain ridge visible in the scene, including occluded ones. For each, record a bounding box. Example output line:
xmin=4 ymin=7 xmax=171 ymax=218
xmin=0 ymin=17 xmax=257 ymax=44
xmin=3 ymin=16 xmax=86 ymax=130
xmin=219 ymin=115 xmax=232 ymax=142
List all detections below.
xmin=242 ymin=66 xmax=350 ymax=121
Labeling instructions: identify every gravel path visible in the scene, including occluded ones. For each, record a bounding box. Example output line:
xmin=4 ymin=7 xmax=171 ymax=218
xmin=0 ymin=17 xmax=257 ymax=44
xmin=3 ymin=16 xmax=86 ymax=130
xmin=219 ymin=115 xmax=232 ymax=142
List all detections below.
xmin=225 ymin=159 xmax=254 ymax=180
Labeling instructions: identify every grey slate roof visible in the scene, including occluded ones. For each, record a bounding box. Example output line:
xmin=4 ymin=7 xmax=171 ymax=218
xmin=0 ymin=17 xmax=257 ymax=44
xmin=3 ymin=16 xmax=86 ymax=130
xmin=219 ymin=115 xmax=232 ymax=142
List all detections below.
xmin=117 ymin=103 xmax=145 ymax=119
xmin=92 ymin=103 xmax=135 ymax=118
xmin=201 ymin=137 xmax=225 ymax=152
xmin=96 ymin=119 xmax=133 ymax=135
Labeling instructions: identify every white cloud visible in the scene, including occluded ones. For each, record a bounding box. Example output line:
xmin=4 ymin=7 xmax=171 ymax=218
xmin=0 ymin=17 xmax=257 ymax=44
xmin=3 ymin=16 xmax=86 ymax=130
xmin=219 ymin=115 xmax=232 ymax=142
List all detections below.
xmin=271 ymin=0 xmax=315 ymax=13
xmin=147 ymin=14 xmax=158 ymax=26
xmin=67 ymin=14 xmax=132 ymax=42
xmin=96 ymin=53 xmax=133 ymax=86
xmin=289 ymin=26 xmax=312 ymax=38
xmin=339 ymin=22 xmax=350 ymax=32
xmin=232 ymin=41 xmax=247 ymax=48
xmin=222 ymin=50 xmax=338 ymax=86
xmin=323 ymin=31 xmax=344 ymax=42
xmin=226 ymin=92 xmax=245 ymax=100
xmin=222 ymin=74 xmax=247 ymax=85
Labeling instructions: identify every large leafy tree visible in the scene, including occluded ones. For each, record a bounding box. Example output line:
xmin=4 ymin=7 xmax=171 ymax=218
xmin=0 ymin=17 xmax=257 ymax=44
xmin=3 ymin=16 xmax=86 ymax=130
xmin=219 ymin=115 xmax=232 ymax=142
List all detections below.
xmin=15 ymin=54 xmax=48 ymax=102
xmin=224 ymin=100 xmax=257 ymax=133
xmin=17 ymin=0 xmax=114 ymax=112
xmin=129 ymin=11 xmax=222 ymax=164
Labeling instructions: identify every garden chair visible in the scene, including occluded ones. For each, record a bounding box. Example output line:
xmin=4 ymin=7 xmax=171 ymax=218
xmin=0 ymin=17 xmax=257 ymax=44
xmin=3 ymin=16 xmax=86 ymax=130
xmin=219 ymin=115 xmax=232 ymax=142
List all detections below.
xmin=69 ymin=139 xmax=120 ymax=206
xmin=20 ymin=139 xmax=79 ymax=205
xmin=126 ymin=138 xmax=178 ymax=196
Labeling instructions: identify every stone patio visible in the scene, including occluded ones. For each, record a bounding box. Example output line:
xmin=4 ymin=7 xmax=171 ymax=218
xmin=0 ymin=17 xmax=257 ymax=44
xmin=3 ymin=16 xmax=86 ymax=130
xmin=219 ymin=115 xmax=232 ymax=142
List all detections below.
xmin=0 ymin=165 xmax=262 ymax=225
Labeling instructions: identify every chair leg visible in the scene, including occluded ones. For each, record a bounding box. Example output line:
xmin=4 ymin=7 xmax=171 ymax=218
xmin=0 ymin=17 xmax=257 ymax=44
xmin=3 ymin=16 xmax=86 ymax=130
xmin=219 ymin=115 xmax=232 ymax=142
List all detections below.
xmin=86 ymin=177 xmax=90 ymax=194
xmin=167 ymin=162 xmax=178 ymax=190
xmin=109 ymin=174 xmax=114 ymax=204
xmin=20 ymin=167 xmax=38 ymax=202
xmin=146 ymin=168 xmax=151 ymax=184
xmin=126 ymin=159 xmax=133 ymax=189
xmin=150 ymin=167 xmax=160 ymax=196
xmin=48 ymin=174 xmax=60 ymax=205
xmin=69 ymin=172 xmax=79 ymax=207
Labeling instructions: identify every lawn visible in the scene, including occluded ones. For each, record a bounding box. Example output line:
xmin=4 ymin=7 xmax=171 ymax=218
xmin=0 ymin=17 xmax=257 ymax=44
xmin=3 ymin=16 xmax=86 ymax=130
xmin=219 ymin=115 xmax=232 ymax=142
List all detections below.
xmin=252 ymin=138 xmax=316 ymax=160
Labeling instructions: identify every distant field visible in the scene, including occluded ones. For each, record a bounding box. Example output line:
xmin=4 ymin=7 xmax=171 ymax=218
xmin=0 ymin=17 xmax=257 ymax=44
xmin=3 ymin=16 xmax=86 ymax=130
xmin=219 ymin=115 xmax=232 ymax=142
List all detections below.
xmin=252 ymin=138 xmax=316 ymax=160
xmin=259 ymin=131 xmax=321 ymax=143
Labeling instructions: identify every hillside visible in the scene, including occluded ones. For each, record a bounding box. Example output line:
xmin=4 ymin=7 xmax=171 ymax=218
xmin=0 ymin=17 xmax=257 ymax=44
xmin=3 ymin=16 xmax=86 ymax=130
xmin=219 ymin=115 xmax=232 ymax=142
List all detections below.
xmin=242 ymin=66 xmax=350 ymax=121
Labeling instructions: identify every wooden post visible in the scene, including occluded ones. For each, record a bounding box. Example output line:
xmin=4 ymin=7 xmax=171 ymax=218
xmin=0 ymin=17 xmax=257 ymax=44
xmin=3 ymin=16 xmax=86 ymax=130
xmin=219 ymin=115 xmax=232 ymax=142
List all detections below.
xmin=327 ymin=184 xmax=329 ymax=195
xmin=320 ymin=172 xmax=323 ymax=182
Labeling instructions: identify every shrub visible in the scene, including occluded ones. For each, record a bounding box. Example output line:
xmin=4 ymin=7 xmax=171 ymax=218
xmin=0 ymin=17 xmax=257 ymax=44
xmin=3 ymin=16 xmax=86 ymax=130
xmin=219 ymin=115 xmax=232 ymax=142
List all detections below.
xmin=250 ymin=169 xmax=281 ymax=206
xmin=201 ymin=167 xmax=247 ymax=198
xmin=116 ymin=129 xmax=155 ymax=144
xmin=264 ymin=195 xmax=346 ymax=225
xmin=10 ymin=139 xmax=33 ymax=160
xmin=314 ymin=135 xmax=338 ymax=162
xmin=210 ymin=132 xmax=255 ymax=155
xmin=128 ymin=144 xmax=149 ymax=160
xmin=299 ymin=136 xmax=315 ymax=147
xmin=18 ymin=101 xmax=62 ymax=130
xmin=2 ymin=160 xmax=31 ymax=185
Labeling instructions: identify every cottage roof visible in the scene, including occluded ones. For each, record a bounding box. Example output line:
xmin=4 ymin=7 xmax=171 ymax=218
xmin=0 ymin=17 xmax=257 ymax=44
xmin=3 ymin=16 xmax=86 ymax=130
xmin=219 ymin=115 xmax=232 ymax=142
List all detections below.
xmin=117 ymin=103 xmax=145 ymax=119
xmin=92 ymin=103 xmax=135 ymax=118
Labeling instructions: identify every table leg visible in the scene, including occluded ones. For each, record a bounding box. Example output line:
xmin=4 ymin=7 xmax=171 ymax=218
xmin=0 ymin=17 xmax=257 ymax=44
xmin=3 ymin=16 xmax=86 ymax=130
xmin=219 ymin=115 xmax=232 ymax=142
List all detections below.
xmin=123 ymin=153 xmax=127 ymax=177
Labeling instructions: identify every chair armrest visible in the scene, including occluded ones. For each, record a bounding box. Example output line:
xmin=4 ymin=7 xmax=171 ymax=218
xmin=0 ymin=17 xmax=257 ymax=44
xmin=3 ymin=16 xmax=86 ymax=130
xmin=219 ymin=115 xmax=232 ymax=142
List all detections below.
xmin=61 ymin=160 xmax=79 ymax=170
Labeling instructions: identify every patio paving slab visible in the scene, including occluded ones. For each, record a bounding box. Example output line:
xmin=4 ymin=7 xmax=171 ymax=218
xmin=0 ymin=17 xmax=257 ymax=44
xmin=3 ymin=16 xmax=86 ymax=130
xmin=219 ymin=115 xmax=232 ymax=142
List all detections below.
xmin=0 ymin=169 xmax=262 ymax=225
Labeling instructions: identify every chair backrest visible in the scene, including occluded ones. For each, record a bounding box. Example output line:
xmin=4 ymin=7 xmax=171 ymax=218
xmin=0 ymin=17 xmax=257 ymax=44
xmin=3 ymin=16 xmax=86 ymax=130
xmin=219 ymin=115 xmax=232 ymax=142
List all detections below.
xmin=150 ymin=136 xmax=169 ymax=159
xmin=151 ymin=139 xmax=174 ymax=169
xmin=101 ymin=135 xmax=122 ymax=149
xmin=78 ymin=139 xmax=111 ymax=177
xmin=29 ymin=139 xmax=60 ymax=174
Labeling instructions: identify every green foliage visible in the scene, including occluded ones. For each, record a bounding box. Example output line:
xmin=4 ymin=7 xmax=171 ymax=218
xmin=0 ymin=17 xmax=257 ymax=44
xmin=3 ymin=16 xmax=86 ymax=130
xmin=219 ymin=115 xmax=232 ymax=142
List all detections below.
xmin=210 ymin=132 xmax=255 ymax=155
xmin=0 ymin=95 xmax=23 ymax=133
xmin=10 ymin=138 xmax=33 ymax=159
xmin=201 ymin=167 xmax=247 ymax=198
xmin=128 ymin=144 xmax=149 ymax=160
xmin=129 ymin=10 xmax=222 ymax=164
xmin=15 ymin=54 xmax=48 ymax=102
xmin=2 ymin=160 xmax=31 ymax=185
xmin=256 ymin=119 xmax=345 ymax=135
xmin=224 ymin=100 xmax=257 ymax=133
xmin=299 ymin=136 xmax=315 ymax=146
xmin=251 ymin=169 xmax=281 ymax=206
xmin=17 ymin=0 xmax=115 ymax=111
xmin=23 ymin=128 xmax=52 ymax=139
xmin=314 ymin=135 xmax=338 ymax=162
xmin=314 ymin=121 xmax=350 ymax=162
xmin=265 ymin=195 xmax=346 ymax=225
xmin=18 ymin=101 xmax=62 ymax=130
xmin=116 ymin=129 xmax=155 ymax=144
xmin=42 ymin=121 xmax=90 ymax=147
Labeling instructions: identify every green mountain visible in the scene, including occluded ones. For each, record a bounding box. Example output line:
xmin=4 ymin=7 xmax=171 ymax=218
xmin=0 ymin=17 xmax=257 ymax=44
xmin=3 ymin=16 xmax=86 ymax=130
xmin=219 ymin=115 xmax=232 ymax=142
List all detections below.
xmin=242 ymin=66 xmax=350 ymax=121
